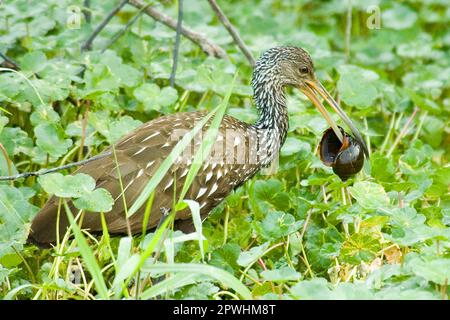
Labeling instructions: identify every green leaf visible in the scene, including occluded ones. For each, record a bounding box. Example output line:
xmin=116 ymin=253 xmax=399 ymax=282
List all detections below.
xmin=141 ymin=263 xmax=252 ymax=300
xmin=406 ymin=256 xmax=450 ymax=285
xmin=261 ymin=266 xmax=301 ymax=282
xmin=0 ymin=74 xmax=20 ymax=101
xmin=340 ymin=232 xmax=381 ymax=264
xmin=0 ymin=116 xmax=9 ymax=132
xmin=254 ymin=211 xmax=303 ymax=240
xmin=382 ymin=4 xmax=418 ymax=30
xmin=73 ymin=188 xmax=114 ymax=212
xmin=209 ymin=244 xmax=241 ymax=275
xmin=280 ymin=137 xmax=310 ymax=156
xmin=237 ymin=242 xmax=270 ymax=267
xmin=30 ymin=104 xmax=61 ymax=125
xmin=348 ymin=181 xmax=389 ymax=210
xmin=82 ymin=64 xmax=120 ymax=97
xmin=38 ymin=173 xmax=96 ymax=198
xmin=20 ymin=51 xmax=47 ymax=73
xmin=253 ymin=179 xmax=291 ymax=211
xmin=181 ymin=282 xmax=220 ymax=300
xmin=0 ymin=185 xmax=39 ymax=258
xmin=337 ymin=65 xmax=379 ymax=109
xmin=34 ymin=123 xmax=72 ymax=158
xmin=421 ymin=115 xmax=445 ymax=148
xmin=389 ymin=207 xmax=425 ymax=229
xmin=291 ymin=278 xmax=374 ymax=299
xmin=290 ymin=278 xmax=333 ymax=300
xmin=384 ymin=207 xmax=446 ymax=246
xmin=108 ymin=116 xmax=142 ymax=144
xmin=101 ymin=50 xmax=140 ymax=87
xmin=370 ymin=152 xmax=395 ymax=182
xmin=360 ymin=216 xmax=390 ymax=230
xmin=0 ymin=127 xmax=33 ymax=156
xmin=134 ymin=83 xmax=178 ymax=112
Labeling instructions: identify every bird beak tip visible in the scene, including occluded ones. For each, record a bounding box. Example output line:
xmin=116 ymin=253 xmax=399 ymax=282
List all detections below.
xmin=300 ymin=79 xmax=370 ymax=159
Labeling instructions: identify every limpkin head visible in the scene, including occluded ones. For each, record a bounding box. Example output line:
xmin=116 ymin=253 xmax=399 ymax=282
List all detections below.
xmin=253 ymin=46 xmax=369 ymax=157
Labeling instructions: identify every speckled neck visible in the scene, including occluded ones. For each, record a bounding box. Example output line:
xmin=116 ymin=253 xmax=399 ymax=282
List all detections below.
xmin=251 ymin=80 xmax=289 ymax=166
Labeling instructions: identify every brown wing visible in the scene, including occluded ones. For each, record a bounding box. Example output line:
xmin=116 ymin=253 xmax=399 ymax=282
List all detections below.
xmin=28 ymin=111 xmax=262 ymax=246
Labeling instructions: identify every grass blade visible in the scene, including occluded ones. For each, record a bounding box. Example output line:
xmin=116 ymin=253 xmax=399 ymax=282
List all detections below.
xmin=0 ymin=67 xmax=45 ymax=107
xmin=63 ymin=201 xmax=109 ymax=300
xmin=184 ymin=200 xmax=204 ymax=260
xmin=141 ymin=263 xmax=252 ymax=299
xmin=124 ymin=212 xmax=174 ymax=287
xmin=140 ymin=273 xmax=199 ymax=300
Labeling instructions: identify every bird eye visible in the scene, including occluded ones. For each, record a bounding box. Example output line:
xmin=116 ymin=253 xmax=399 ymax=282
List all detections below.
xmin=300 ymin=66 xmax=309 ymax=74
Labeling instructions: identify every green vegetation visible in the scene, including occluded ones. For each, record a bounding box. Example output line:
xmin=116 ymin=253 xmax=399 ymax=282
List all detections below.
xmin=0 ymin=0 xmax=449 ymax=300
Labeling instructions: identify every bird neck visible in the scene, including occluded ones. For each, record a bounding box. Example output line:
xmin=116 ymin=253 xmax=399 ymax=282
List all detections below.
xmin=251 ymin=82 xmax=289 ymax=165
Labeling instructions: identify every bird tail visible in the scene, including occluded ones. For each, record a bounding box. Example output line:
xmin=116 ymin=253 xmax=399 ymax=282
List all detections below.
xmin=27 ymin=197 xmax=72 ymax=248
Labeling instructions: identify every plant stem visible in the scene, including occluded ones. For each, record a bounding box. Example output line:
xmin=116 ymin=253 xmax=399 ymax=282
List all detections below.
xmin=387 ymin=107 xmax=419 ymax=157
xmin=412 ymin=110 xmax=428 ymax=142
xmin=78 ymin=100 xmax=90 ymax=161
xmin=207 ymin=0 xmax=255 ymax=66
xmin=81 ymin=0 xmax=129 ymax=51
xmin=363 ymin=117 xmax=371 ymax=156
xmin=0 ymin=152 xmax=112 ymax=181
xmin=345 ymin=0 xmax=352 ymax=62
xmin=170 ymin=0 xmax=183 ymax=87
xmin=379 ymin=113 xmax=395 ymax=154
xmin=129 ymin=0 xmax=226 ymax=58
xmin=222 ymin=205 xmax=230 ymax=245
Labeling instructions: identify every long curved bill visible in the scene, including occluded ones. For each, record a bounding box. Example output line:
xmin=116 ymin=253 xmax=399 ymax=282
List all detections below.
xmin=300 ymin=79 xmax=369 ymax=158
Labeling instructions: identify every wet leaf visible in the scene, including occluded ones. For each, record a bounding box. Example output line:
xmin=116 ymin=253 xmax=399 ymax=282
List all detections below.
xmin=261 ymin=266 xmax=301 ymax=282
xmin=254 ymin=211 xmax=303 ymax=240
xmin=337 ymin=65 xmax=379 ymax=109
xmin=382 ymin=4 xmax=418 ymax=30
xmin=209 ymin=243 xmax=241 ymax=275
xmin=237 ymin=242 xmax=270 ymax=267
xmin=34 ymin=123 xmax=72 ymax=158
xmin=38 ymin=173 xmax=96 ymax=198
xmin=348 ymin=181 xmax=389 ymax=210
xmin=73 ymin=188 xmax=114 ymax=213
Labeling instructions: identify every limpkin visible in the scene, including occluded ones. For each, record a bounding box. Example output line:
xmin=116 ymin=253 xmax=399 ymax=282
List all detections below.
xmin=28 ymin=46 xmax=368 ymax=247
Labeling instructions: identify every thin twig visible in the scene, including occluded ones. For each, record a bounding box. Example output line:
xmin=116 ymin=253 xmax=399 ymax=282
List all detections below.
xmin=0 ymin=152 xmax=111 ymax=181
xmin=412 ymin=110 xmax=428 ymax=142
xmin=345 ymin=0 xmax=352 ymax=62
xmin=78 ymin=100 xmax=90 ymax=161
xmin=0 ymin=143 xmax=13 ymax=186
xmin=379 ymin=113 xmax=396 ymax=154
xmin=128 ymin=0 xmax=226 ymax=58
xmin=75 ymin=1 xmax=149 ymax=77
xmin=83 ymin=0 xmax=92 ymax=24
xmin=387 ymin=106 xmax=419 ymax=157
xmin=299 ymin=209 xmax=313 ymax=241
xmin=0 ymin=52 xmax=19 ymax=69
xmin=207 ymin=0 xmax=255 ymax=66
xmin=81 ymin=0 xmax=129 ymax=52
xmin=100 ymin=3 xmax=149 ymax=53
xmin=170 ymin=0 xmax=183 ymax=87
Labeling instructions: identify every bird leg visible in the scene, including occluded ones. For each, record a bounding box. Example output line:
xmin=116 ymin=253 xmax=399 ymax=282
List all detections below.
xmin=149 ymin=207 xmax=172 ymax=264
xmin=156 ymin=207 xmax=172 ymax=230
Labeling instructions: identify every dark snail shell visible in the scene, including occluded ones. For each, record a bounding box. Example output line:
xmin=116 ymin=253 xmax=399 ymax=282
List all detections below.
xmin=319 ymin=127 xmax=364 ymax=181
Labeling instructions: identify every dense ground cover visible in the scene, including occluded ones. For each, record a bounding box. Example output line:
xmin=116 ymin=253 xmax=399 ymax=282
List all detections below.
xmin=0 ymin=0 xmax=449 ymax=299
